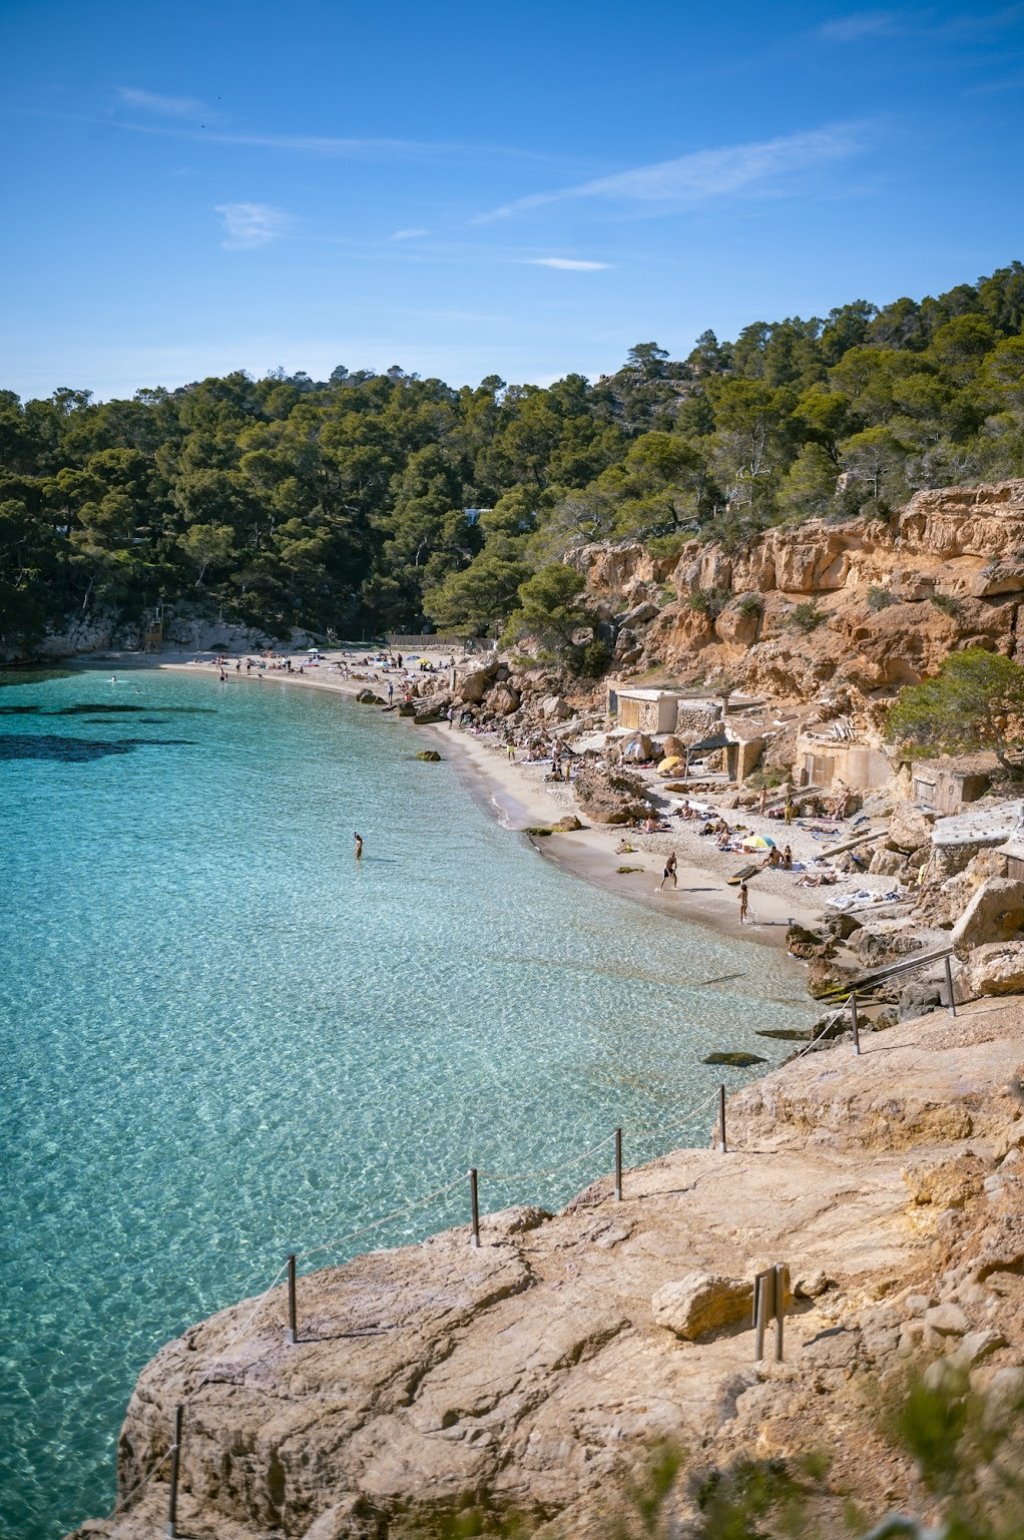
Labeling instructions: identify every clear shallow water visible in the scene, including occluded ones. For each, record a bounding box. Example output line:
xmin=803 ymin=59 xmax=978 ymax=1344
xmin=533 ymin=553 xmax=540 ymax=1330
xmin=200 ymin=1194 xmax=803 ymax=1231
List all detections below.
xmin=0 ymin=666 xmax=816 ymax=1539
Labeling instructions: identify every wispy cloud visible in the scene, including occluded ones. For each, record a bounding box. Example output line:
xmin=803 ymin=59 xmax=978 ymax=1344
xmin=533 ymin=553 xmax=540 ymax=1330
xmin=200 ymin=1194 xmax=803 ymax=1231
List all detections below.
xmin=475 ymin=124 xmax=868 ymax=223
xmin=390 ymin=227 xmax=429 ymax=240
xmin=818 ymin=5 xmax=1024 ymax=42
xmin=118 ymin=86 xmax=208 ymax=117
xmin=816 ymin=11 xmax=900 ymax=43
xmin=523 ymin=257 xmax=611 ymax=271
xmin=215 ymin=202 xmax=292 ymax=249
xmin=103 ymin=115 xmax=556 ymax=165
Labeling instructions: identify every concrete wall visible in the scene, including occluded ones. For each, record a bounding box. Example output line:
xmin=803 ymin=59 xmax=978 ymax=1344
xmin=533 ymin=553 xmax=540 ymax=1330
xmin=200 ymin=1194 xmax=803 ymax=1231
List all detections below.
xmin=617 ymin=695 xmax=678 ymax=733
xmin=796 ymin=737 xmax=894 ymax=793
xmin=911 ymin=767 xmax=992 ymax=815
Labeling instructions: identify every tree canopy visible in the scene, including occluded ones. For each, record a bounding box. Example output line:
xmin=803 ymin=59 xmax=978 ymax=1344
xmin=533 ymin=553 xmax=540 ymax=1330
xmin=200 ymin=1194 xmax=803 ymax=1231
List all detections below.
xmin=885 ymin=648 xmax=1024 ymax=772
xmin=3 ymin=262 xmax=1024 ymax=651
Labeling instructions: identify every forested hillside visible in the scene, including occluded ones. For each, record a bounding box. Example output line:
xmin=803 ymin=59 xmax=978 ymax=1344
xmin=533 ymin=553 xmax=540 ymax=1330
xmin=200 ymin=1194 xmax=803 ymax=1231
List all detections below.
xmin=3 ymin=263 xmax=1024 ymax=653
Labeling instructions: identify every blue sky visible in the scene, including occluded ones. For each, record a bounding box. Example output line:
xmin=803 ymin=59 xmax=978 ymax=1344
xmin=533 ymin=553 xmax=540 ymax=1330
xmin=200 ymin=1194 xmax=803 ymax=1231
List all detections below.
xmin=2 ymin=0 xmax=1023 ymax=400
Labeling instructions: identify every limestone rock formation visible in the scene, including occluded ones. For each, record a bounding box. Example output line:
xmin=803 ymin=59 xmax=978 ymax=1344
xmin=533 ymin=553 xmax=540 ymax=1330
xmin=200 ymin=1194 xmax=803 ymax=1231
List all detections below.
xmin=651 ymin=1272 xmax=753 ymax=1341
xmin=575 ymin=478 xmax=1024 ymax=707
xmin=574 ymin=765 xmax=654 ymax=824
xmin=966 ymin=940 xmax=1024 ymax=996
xmin=886 ymin=802 xmax=935 ymax=855
xmin=66 ymin=999 xmax=1024 ymax=1540
xmin=950 ymin=878 xmax=1024 ymax=949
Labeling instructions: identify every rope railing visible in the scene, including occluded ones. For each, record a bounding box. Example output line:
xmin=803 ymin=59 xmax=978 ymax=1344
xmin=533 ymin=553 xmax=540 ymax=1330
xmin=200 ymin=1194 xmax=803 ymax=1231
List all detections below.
xmin=99 ymin=948 xmax=969 ymax=1531
xmin=111 ymin=1445 xmax=172 ymax=1516
xmin=294 ymin=1176 xmax=467 ymax=1266
xmin=626 ymin=1084 xmax=724 ymax=1140
xmin=477 ymin=1134 xmax=615 ymax=1185
xmin=99 ymin=1062 xmax=796 ymax=1529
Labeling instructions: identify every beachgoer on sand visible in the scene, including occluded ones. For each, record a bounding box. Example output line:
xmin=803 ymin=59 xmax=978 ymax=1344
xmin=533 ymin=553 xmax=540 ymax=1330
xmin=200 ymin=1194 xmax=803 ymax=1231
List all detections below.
xmin=739 ymin=882 xmax=749 ymax=923
xmin=659 ymin=851 xmax=678 ymax=891
xmin=353 ymin=832 xmax=364 ymax=860
xmin=783 ymin=843 xmax=792 ymax=870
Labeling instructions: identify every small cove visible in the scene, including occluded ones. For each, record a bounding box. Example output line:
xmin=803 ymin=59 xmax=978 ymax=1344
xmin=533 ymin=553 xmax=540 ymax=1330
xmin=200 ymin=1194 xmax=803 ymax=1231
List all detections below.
xmin=0 ymin=666 xmax=817 ymax=1539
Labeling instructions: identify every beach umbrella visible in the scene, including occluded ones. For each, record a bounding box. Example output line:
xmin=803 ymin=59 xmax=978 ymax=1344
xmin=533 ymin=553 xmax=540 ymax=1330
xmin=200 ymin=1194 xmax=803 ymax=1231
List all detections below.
xmin=742 ymin=834 xmax=776 ymax=851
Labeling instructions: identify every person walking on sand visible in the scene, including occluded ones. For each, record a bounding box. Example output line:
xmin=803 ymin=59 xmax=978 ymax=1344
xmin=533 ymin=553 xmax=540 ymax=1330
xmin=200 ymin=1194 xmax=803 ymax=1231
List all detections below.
xmin=739 ymin=881 xmax=749 ymax=924
xmin=759 ymin=785 xmax=768 ymax=817
xmin=387 ymin=682 xmax=394 ymax=704
xmin=659 ymin=850 xmax=678 ymax=891
xmin=353 ymin=832 xmax=364 ymax=860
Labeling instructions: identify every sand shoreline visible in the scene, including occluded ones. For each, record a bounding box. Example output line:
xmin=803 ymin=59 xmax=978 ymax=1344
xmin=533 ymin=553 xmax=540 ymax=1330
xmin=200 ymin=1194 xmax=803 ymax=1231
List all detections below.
xmin=76 ymin=648 xmax=824 ymax=967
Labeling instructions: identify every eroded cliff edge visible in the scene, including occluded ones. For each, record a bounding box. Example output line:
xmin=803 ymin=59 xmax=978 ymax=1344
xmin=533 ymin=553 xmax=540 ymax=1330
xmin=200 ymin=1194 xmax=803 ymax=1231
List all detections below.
xmin=69 ymin=998 xmax=1024 ymax=1538
xmin=574 ymin=479 xmax=1024 ymax=701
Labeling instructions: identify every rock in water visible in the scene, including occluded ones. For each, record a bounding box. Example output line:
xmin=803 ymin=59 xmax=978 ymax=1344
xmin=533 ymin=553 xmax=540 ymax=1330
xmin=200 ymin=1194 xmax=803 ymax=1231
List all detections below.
xmin=703 ymin=1051 xmax=768 ymax=1067
xmin=415 ymin=749 xmax=442 ymax=762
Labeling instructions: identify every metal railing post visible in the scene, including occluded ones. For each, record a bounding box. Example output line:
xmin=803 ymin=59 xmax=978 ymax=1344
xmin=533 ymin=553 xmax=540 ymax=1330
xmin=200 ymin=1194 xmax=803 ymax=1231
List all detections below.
xmin=166 ymin=1404 xmax=183 ymax=1539
xmin=287 ymin=1254 xmax=297 ymax=1345
xmin=944 ymin=954 xmax=957 ymax=1018
xmin=469 ymin=1168 xmax=480 ymax=1248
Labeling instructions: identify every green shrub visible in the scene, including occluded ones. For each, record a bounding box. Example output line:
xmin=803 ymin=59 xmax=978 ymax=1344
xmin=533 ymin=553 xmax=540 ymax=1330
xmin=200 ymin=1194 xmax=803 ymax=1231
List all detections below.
xmin=646 ymin=532 xmax=690 ymax=561
xmin=689 ymin=587 xmax=727 ymax=619
xmin=859 ymin=496 xmax=893 ymax=522
xmin=867 ymin=585 xmax=896 ymax=611
xmin=930 ymin=591 xmax=962 ymax=617
xmin=790 ymin=602 xmax=827 ymax=631
xmin=572 ymin=638 xmax=613 ymax=678
xmin=737 ymin=593 xmax=763 ymax=618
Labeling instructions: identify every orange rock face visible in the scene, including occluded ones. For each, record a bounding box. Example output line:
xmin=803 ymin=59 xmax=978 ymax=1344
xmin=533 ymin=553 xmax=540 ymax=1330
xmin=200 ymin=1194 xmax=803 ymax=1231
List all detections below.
xmin=575 ymin=479 xmax=1024 ymax=703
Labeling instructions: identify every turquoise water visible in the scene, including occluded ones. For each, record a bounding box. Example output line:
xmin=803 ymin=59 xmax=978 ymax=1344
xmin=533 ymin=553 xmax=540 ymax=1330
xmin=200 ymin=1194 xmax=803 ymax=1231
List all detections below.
xmin=0 ymin=666 xmax=815 ymax=1540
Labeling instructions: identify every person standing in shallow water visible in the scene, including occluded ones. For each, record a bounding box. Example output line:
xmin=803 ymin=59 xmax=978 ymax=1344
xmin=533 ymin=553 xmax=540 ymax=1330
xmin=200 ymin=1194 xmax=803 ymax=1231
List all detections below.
xmin=659 ymin=851 xmax=678 ymax=890
xmin=353 ymin=832 xmax=364 ymax=860
xmin=739 ymin=881 xmax=749 ymax=923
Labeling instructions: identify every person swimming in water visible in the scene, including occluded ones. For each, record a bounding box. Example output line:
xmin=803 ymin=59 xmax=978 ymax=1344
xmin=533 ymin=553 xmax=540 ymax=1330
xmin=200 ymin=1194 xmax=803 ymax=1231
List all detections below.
xmin=353 ymin=832 xmax=364 ymax=860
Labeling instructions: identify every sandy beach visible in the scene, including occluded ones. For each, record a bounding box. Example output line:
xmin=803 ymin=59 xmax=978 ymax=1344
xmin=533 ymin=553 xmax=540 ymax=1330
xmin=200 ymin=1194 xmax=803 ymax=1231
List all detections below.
xmin=87 ymin=645 xmax=850 ymax=958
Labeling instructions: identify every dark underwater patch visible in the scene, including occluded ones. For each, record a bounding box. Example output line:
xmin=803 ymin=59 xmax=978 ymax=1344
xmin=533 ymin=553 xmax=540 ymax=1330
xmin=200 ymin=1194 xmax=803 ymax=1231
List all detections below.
xmin=0 ymin=669 xmax=74 ymax=688
xmin=53 ymin=703 xmax=148 ymax=715
xmin=0 ymin=735 xmax=136 ymax=762
xmin=0 ymin=735 xmax=194 ymax=762
xmin=116 ymin=737 xmax=194 ymax=747
xmin=0 ymin=704 xmax=41 ymax=714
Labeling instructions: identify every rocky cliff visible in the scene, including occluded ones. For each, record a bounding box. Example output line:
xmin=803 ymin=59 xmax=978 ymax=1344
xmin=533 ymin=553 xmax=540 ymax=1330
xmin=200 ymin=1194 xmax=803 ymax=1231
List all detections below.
xmin=68 ymin=999 xmax=1024 ymax=1539
xmin=573 ymin=479 xmax=1024 ymax=703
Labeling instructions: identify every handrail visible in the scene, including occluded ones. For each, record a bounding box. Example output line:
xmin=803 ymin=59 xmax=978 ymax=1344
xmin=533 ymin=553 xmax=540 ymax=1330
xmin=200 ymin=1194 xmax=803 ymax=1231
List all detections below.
xmin=819 ymin=943 xmax=955 ymax=1000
